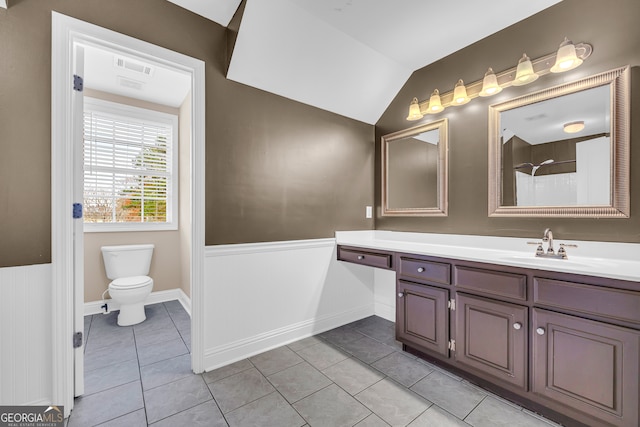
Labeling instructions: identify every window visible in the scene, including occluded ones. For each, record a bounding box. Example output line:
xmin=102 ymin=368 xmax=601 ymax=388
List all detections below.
xmin=83 ymin=97 xmax=178 ymax=231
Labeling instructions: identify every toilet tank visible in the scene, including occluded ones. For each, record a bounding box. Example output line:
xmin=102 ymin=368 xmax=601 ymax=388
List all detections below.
xmin=101 ymin=244 xmax=154 ymax=280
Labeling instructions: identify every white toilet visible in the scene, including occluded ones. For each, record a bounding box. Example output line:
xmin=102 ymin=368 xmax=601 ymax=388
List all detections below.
xmin=101 ymin=244 xmax=154 ymax=326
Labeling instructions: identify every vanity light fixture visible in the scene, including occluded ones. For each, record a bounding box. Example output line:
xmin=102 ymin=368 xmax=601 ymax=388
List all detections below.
xmin=405 ymin=38 xmax=592 ymax=121
xmin=512 ymin=54 xmax=538 ymax=86
xmin=427 ymin=89 xmax=444 ymax=114
xmin=550 ymin=37 xmax=583 ymax=73
xmin=406 ymin=97 xmax=424 ymax=120
xmin=563 ymin=120 xmax=585 ymax=133
xmin=452 ymin=80 xmax=471 ymax=105
xmin=479 ymin=68 xmax=502 ymax=97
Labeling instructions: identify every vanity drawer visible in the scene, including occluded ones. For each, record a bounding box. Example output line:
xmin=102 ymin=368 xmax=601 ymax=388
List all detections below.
xmin=455 ymin=266 xmax=527 ymax=301
xmin=399 ymin=257 xmax=450 ymax=285
xmin=533 ymin=277 xmax=640 ymax=325
xmin=337 ymin=246 xmax=392 ymax=269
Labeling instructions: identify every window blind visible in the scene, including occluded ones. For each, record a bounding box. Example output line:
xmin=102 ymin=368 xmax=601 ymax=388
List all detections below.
xmin=83 ymin=104 xmax=174 ymax=225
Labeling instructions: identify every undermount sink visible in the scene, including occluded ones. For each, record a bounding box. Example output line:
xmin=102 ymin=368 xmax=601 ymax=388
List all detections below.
xmin=496 ymin=254 xmax=606 ymax=270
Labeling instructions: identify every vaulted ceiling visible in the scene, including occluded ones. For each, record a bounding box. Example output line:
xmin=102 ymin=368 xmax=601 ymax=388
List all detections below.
xmin=169 ymin=0 xmax=562 ymax=124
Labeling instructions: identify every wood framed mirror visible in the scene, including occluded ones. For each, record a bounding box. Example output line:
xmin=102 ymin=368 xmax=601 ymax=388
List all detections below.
xmin=382 ymin=118 xmax=448 ymax=216
xmin=488 ymin=66 xmax=629 ymax=217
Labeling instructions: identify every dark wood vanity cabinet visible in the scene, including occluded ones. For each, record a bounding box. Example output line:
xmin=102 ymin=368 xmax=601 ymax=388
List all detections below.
xmin=532 ymin=309 xmax=639 ymax=427
xmin=337 ymin=244 xmax=640 ymax=427
xmin=337 ymin=246 xmax=393 ymax=270
xmin=454 ymin=293 xmax=528 ymax=390
xmin=396 ymin=280 xmax=449 ymax=357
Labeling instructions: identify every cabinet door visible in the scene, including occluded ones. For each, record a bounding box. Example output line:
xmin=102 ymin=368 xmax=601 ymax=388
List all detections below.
xmin=532 ymin=309 xmax=639 ymax=427
xmin=396 ymin=280 xmax=449 ymax=357
xmin=455 ymin=293 xmax=527 ymax=389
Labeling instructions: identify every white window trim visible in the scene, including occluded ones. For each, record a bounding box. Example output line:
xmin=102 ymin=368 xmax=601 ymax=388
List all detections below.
xmin=83 ymin=97 xmax=179 ymax=232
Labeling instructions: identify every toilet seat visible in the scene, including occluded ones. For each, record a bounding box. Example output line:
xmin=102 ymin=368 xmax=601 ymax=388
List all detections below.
xmin=109 ymin=275 xmax=153 ymax=290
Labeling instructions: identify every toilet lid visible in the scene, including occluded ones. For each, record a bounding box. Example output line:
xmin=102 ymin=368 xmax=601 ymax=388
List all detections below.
xmin=110 ymin=276 xmax=153 ymax=290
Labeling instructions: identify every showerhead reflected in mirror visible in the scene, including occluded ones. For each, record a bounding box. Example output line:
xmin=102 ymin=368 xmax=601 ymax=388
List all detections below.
xmin=488 ymin=66 xmax=629 ymax=217
xmin=382 ymin=119 xmax=448 ymax=216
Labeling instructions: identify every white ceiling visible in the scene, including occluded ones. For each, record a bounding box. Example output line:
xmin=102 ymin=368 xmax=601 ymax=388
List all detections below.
xmin=166 ymin=0 xmax=243 ymax=27
xmin=83 ymin=44 xmax=191 ymax=108
xmin=168 ymin=0 xmax=562 ymax=124
xmin=230 ymin=0 xmax=562 ymax=124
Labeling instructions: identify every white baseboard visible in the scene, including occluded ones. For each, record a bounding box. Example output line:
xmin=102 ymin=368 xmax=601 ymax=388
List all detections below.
xmin=84 ymin=288 xmax=191 ymax=316
xmin=203 ymin=303 xmax=373 ymax=372
xmin=374 ymin=301 xmax=395 ymax=322
xmin=25 ymin=398 xmax=53 ymax=406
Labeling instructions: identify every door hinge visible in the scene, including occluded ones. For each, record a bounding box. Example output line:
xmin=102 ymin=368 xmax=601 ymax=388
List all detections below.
xmin=448 ymin=299 xmax=456 ymax=311
xmin=73 ymin=332 xmax=83 ymax=348
xmin=73 ymin=74 xmax=84 ymax=92
xmin=73 ymin=203 xmax=83 ymax=219
xmin=448 ymin=339 xmax=456 ymax=351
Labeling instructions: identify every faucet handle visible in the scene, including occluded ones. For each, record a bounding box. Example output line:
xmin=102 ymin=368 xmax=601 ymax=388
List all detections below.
xmin=558 ymin=243 xmax=577 ymax=259
xmin=527 ymin=241 xmax=545 ymax=256
xmin=559 ymin=243 xmax=578 ymax=248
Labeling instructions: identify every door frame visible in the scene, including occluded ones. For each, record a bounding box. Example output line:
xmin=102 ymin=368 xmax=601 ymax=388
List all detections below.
xmin=51 ymin=12 xmax=206 ymax=417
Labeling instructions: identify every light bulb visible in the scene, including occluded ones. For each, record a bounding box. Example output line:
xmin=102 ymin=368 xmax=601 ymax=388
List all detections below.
xmin=406 ymin=97 xmax=424 ymax=121
xmin=427 ymin=89 xmax=444 ymax=114
xmin=479 ymin=68 xmax=502 ymax=97
xmin=513 ymin=54 xmax=538 ymax=86
xmin=452 ymin=80 xmax=470 ymax=105
xmin=550 ymin=37 xmax=583 ymax=73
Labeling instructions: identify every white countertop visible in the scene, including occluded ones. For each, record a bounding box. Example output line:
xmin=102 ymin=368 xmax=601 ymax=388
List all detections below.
xmin=336 ymin=230 xmax=640 ymax=282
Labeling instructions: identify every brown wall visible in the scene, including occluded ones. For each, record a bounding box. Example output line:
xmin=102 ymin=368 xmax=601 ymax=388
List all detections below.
xmin=375 ymin=0 xmax=640 ymax=243
xmin=0 ymin=0 xmax=374 ymax=268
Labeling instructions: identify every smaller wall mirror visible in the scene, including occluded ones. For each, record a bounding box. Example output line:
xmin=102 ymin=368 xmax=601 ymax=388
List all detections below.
xmin=382 ymin=118 xmax=448 ymax=216
xmin=488 ymin=66 xmax=629 ymax=217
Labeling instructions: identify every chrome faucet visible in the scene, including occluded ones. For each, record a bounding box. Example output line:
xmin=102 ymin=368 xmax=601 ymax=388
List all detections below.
xmin=542 ymin=228 xmax=554 ymax=255
xmin=526 ymin=228 xmax=578 ymax=259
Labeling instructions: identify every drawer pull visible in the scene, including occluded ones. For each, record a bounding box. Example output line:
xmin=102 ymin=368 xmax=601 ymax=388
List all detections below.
xmin=536 ymin=327 xmax=546 ymax=336
xmin=417 ymin=267 xmax=425 ymax=273
xmin=357 ymin=255 xmax=364 ymax=260
xmin=513 ymin=322 xmax=522 ymax=330
xmin=398 ymin=292 xmax=404 ymax=298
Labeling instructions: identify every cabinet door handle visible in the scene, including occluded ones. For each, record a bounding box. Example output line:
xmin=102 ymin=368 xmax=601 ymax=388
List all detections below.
xmin=357 ymin=255 xmax=364 ymax=260
xmin=417 ymin=267 xmax=425 ymax=273
xmin=513 ymin=322 xmax=522 ymax=330
xmin=536 ymin=327 xmax=546 ymax=335
xmin=398 ymin=292 xmax=404 ymax=298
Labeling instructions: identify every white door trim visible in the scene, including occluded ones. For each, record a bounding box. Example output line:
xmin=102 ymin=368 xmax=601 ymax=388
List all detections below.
xmin=51 ymin=12 xmax=206 ymax=416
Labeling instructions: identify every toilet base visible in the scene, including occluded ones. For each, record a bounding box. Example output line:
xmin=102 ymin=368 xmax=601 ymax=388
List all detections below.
xmin=117 ymin=303 xmax=147 ymax=326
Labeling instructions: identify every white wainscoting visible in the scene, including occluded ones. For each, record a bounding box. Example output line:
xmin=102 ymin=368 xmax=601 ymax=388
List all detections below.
xmin=0 ymin=264 xmax=52 ymax=406
xmin=203 ymin=238 xmax=375 ymax=371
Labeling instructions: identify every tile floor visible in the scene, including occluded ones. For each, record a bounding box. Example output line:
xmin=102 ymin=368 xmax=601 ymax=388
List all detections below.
xmin=68 ymin=302 xmax=561 ymax=426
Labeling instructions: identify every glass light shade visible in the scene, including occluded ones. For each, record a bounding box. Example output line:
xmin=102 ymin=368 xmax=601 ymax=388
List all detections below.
xmin=452 ymin=80 xmax=470 ymax=105
xmin=550 ymin=38 xmax=583 ymax=73
xmin=479 ymin=68 xmax=502 ymax=97
xmin=513 ymin=54 xmax=538 ymax=86
xmin=563 ymin=120 xmax=585 ymax=133
xmin=427 ymin=89 xmax=444 ymax=114
xmin=406 ymin=97 xmax=424 ymax=121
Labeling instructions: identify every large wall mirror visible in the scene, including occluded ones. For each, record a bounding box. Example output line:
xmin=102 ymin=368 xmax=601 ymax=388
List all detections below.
xmin=382 ymin=118 xmax=448 ymax=216
xmin=488 ymin=66 xmax=629 ymax=217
